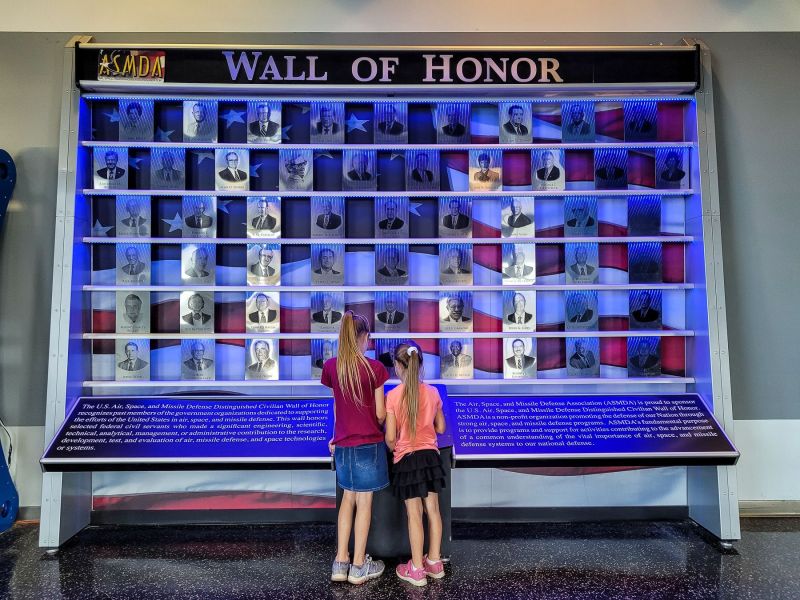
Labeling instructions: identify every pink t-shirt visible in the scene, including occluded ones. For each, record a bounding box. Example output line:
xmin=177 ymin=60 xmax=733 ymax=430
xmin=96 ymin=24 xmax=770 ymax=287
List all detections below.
xmin=321 ymin=357 xmax=389 ymax=447
xmin=386 ymin=382 xmax=441 ymax=463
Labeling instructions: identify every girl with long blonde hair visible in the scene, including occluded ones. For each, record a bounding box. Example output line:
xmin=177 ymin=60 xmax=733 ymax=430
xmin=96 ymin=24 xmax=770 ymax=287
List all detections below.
xmin=385 ymin=341 xmax=447 ymax=587
xmin=321 ymin=311 xmax=390 ymax=585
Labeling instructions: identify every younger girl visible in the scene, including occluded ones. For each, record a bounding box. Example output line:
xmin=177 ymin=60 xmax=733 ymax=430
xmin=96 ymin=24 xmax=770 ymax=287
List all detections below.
xmin=385 ymin=342 xmax=447 ymax=587
xmin=321 ymin=311 xmax=390 ymax=585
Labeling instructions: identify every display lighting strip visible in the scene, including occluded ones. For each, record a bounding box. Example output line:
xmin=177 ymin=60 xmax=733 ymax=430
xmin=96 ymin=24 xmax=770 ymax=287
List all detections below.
xmin=81 ymin=377 xmax=695 ymax=388
xmin=82 ymin=330 xmax=694 ymax=340
xmin=81 ymin=189 xmax=696 ymax=198
xmin=82 ymin=236 xmax=694 ymax=245
xmin=83 ymin=283 xmax=695 ymax=293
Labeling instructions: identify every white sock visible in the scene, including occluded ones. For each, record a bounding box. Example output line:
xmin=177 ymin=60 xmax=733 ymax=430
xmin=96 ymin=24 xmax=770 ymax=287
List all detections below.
xmin=425 ymin=556 xmax=440 ymax=565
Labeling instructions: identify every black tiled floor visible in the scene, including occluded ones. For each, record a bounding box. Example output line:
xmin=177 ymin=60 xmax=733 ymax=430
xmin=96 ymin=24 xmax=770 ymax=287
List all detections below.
xmin=1 ymin=519 xmax=798 ymax=599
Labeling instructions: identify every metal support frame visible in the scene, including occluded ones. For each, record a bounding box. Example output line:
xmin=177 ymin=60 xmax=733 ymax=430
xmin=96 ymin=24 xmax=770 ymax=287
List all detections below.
xmin=39 ymin=35 xmax=94 ymax=549
xmin=685 ymin=38 xmax=740 ymax=543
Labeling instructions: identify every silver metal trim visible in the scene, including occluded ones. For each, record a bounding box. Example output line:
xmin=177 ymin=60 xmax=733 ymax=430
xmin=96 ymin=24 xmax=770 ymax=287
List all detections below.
xmin=454 ymin=451 xmax=738 ymax=460
xmin=81 ymin=283 xmax=696 ymax=292
xmin=81 ymin=236 xmax=695 ymax=245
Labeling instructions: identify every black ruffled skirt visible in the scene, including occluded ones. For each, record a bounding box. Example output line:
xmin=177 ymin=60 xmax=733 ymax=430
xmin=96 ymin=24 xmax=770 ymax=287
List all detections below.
xmin=390 ymin=449 xmax=446 ymax=500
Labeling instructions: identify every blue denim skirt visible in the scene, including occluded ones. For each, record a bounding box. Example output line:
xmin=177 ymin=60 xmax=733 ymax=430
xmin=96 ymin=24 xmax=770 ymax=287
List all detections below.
xmin=334 ymin=442 xmax=389 ymax=492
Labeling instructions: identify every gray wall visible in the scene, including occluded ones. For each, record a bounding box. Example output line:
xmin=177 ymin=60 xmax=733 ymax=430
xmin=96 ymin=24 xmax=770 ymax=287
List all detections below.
xmin=1 ymin=31 xmax=797 ymax=432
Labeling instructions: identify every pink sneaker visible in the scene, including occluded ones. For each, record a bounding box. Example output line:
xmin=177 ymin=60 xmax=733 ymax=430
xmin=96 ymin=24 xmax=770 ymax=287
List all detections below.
xmin=423 ymin=555 xmax=445 ymax=579
xmin=396 ymin=559 xmax=427 ymax=587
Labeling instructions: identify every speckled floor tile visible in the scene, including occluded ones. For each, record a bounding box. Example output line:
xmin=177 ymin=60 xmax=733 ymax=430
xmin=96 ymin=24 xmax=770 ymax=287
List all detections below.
xmin=1 ymin=518 xmax=798 ymax=600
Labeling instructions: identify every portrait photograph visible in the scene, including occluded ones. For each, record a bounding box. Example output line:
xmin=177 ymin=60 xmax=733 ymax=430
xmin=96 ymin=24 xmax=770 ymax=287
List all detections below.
xmin=375 ymin=338 xmax=399 ymax=378
xmin=310 ymin=291 xmax=344 ymax=333
xmin=502 ymin=243 xmax=536 ymax=285
xmin=115 ymin=339 xmax=150 ymax=382
xmin=115 ymin=196 xmax=150 ymax=238
xmin=150 ymin=148 xmax=186 ymax=191
xmin=406 ymin=149 xmax=440 ymax=192
xmin=628 ymin=336 xmax=661 ymax=378
xmin=247 ymin=243 xmax=281 ymax=286
xmin=342 ymin=150 xmax=377 ymax=192
xmin=628 ymin=195 xmax=662 ymax=236
xmin=179 ymin=291 xmax=215 ymax=335
xmin=566 ymin=337 xmax=600 ymax=378
xmin=115 ymin=291 xmax=150 ymax=334
xmin=310 ymin=102 xmax=345 ymax=144
xmin=94 ymin=147 xmax=128 ymax=190
xmin=181 ymin=243 xmax=216 ymax=286
xmin=436 ymin=102 xmax=470 ymax=144
xmin=312 ymin=339 xmax=338 ymax=378
xmin=438 ymin=197 xmax=472 ymax=239
xmin=531 ymin=148 xmax=565 ymax=191
xmin=439 ymin=243 xmax=473 ymax=286
xmin=245 ymin=291 xmax=280 ymax=334
xmin=628 ymin=242 xmax=663 ymax=284
xmin=502 ymin=290 xmax=536 ymax=333
xmin=439 ymin=291 xmax=473 ymax=334
xmin=115 ymin=243 xmax=150 ymax=285
xmin=594 ymin=148 xmax=628 ymax=190
xmin=501 ymin=197 xmax=535 ymax=238
xmin=564 ymin=196 xmax=598 ymax=237
xmin=118 ymin=99 xmax=154 ymax=142
xmin=565 ymin=242 xmax=599 ymax=284
xmin=565 ymin=290 xmax=599 ymax=331
xmin=247 ymin=100 xmax=282 ymax=144
xmin=656 ymin=148 xmax=689 ymax=189
xmin=183 ymin=100 xmax=218 ymax=143
xmin=440 ymin=338 xmax=473 ymax=380
xmin=375 ymin=244 xmax=408 ymax=286
xmin=469 ymin=149 xmax=502 ymax=192
xmin=181 ymin=339 xmax=215 ymax=381
xmin=630 ymin=289 xmax=663 ymax=330
xmin=245 ymin=339 xmax=279 ymax=381
xmin=375 ymin=197 xmax=409 ymax=239
xmin=311 ymin=196 xmax=344 ymax=239
xmin=503 ymin=337 xmax=537 ymax=379
xmin=561 ymin=101 xmax=595 ymax=142
xmin=499 ymin=102 xmax=532 ymax=144
xmin=311 ymin=244 xmax=344 ymax=286
xmin=247 ymin=197 xmax=282 ymax=239
xmin=215 ymin=149 xmax=249 ymax=192
xmin=375 ymin=103 xmax=408 ymax=144
xmin=279 ymin=149 xmax=313 ymax=192
xmin=624 ymin=101 xmax=658 ymax=143
xmin=374 ymin=291 xmax=408 ymax=333
xmin=182 ymin=196 xmax=217 ymax=238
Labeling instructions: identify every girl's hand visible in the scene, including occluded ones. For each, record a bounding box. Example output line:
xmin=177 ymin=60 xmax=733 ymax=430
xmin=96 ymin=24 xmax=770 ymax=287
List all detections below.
xmin=328 ymin=438 xmax=335 ymax=455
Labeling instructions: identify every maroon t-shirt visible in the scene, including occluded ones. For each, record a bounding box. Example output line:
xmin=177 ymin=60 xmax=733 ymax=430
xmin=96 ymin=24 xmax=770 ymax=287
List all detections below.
xmin=321 ymin=357 xmax=389 ymax=447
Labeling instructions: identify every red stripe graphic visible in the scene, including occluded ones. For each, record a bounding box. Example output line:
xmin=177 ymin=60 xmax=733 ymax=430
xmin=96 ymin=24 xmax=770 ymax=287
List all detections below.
xmin=502 ymin=151 xmax=532 ymax=187
xmin=657 ymin=102 xmax=684 ymax=142
xmin=565 ymin=150 xmax=594 ymax=182
xmin=628 ymin=150 xmax=656 ymax=188
xmin=596 ymin=106 xmax=624 ymax=140
xmin=93 ymin=490 xmax=335 ymax=511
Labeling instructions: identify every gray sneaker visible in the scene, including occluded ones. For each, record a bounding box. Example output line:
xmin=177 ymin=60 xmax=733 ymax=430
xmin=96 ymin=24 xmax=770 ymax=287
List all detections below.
xmin=331 ymin=560 xmax=349 ymax=582
xmin=347 ymin=555 xmax=385 ymax=584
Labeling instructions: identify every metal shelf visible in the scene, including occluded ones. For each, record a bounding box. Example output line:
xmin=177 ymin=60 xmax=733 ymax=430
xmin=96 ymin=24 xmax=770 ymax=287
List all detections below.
xmin=82 ymin=140 xmax=695 ymax=151
xmin=82 ymin=330 xmax=694 ymax=340
xmin=82 ymin=377 xmax=695 ymax=388
xmin=84 ymin=283 xmax=694 ymax=292
xmin=83 ymin=236 xmax=694 ymax=245
xmin=81 ymin=189 xmax=695 ymax=198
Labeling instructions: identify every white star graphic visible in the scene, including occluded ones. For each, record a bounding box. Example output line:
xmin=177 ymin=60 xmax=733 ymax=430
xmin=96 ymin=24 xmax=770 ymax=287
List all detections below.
xmin=92 ymin=220 xmax=114 ymax=237
xmin=220 ymin=109 xmax=246 ymax=128
xmin=162 ymin=212 xmax=184 ymax=233
xmin=128 ymin=157 xmax=144 ymax=170
xmin=315 ymin=152 xmax=334 ymax=160
xmin=300 ymin=105 xmax=311 ymax=114
xmin=409 ymin=202 xmax=423 ymax=217
xmin=99 ymin=58 xmax=111 ymax=71
xmin=217 ymin=199 xmax=232 ymax=214
xmin=250 ymin=162 xmax=262 ymax=178
xmin=281 ymin=124 xmax=293 ymax=141
xmin=104 ymin=109 xmax=120 ymax=123
xmin=195 ymin=151 xmax=214 ymax=165
xmin=345 ymin=113 xmax=369 ymax=133
xmin=390 ymin=153 xmax=404 ymax=161
xmin=155 ymin=127 xmax=175 ymax=142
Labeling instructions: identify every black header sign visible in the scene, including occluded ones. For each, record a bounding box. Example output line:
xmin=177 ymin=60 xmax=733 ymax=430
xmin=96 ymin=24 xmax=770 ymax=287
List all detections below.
xmin=76 ymin=45 xmax=700 ymax=89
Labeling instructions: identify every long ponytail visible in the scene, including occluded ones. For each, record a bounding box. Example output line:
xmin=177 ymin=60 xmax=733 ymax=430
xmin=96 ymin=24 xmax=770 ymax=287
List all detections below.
xmin=394 ymin=341 xmax=423 ymax=439
xmin=336 ymin=311 xmax=374 ymax=407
